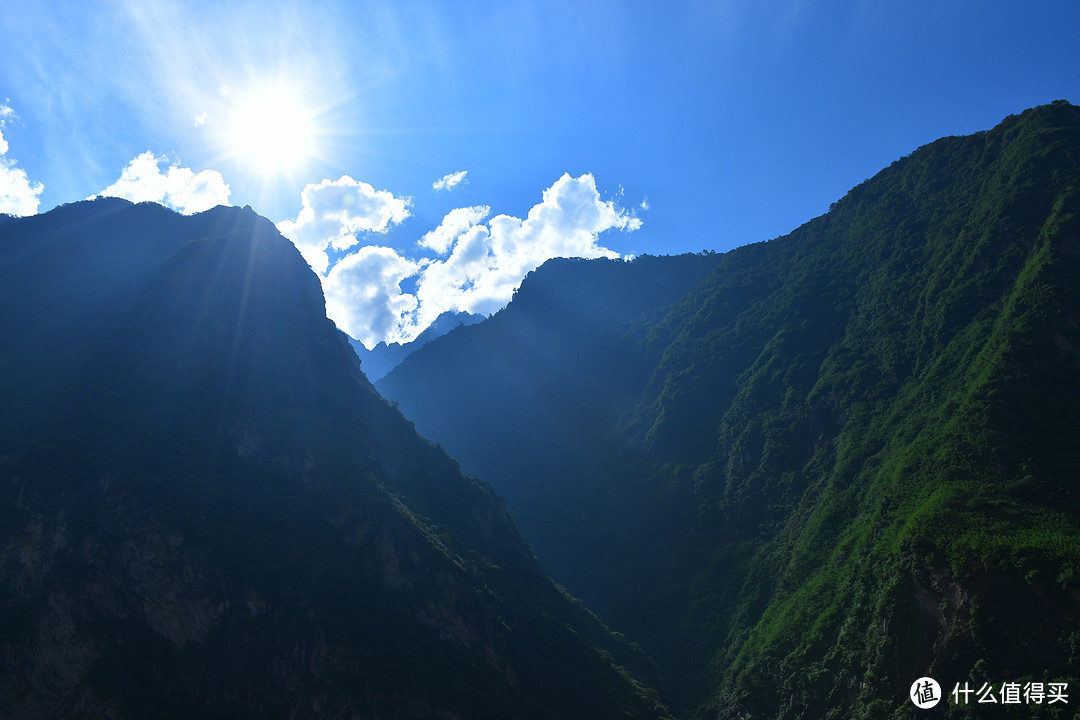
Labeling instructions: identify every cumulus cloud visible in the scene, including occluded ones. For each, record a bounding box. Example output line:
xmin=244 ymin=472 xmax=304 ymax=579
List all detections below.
xmin=295 ymin=172 xmax=641 ymax=348
xmin=322 ymin=246 xmax=422 ymax=349
xmin=432 ymin=170 xmax=468 ymax=192
xmin=0 ymin=105 xmax=44 ymax=216
xmin=419 ymin=205 xmax=490 ymax=255
xmin=193 ymin=112 xmax=209 ymax=126
xmin=409 ymin=173 xmax=639 ymax=333
xmin=97 ymin=152 xmax=230 ymax=214
xmin=276 ymin=175 xmax=410 ymax=274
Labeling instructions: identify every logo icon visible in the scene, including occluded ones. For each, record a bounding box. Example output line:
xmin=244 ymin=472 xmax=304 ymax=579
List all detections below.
xmin=911 ymin=677 xmax=942 ymax=709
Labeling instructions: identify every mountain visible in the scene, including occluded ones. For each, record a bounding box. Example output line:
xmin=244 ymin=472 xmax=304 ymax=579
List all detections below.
xmin=0 ymin=198 xmax=671 ymax=719
xmin=349 ymin=311 xmax=486 ymax=382
xmin=377 ymin=101 xmax=1080 ymax=718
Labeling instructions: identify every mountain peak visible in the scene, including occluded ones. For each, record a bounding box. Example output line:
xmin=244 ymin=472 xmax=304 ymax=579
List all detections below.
xmin=0 ymin=199 xmax=671 ymax=719
xmin=377 ymin=104 xmax=1080 ymax=718
xmin=349 ymin=309 xmax=487 ymax=381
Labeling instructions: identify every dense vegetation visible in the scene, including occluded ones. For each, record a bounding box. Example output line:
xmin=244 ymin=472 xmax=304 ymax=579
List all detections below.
xmin=0 ymin=200 xmax=670 ymax=719
xmin=379 ymin=101 xmax=1080 ymax=718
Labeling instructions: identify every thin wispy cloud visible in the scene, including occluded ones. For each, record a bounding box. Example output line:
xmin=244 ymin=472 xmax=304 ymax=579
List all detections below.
xmin=432 ymin=170 xmax=468 ymax=192
xmin=96 ymin=152 xmax=231 ymax=215
xmin=0 ymin=105 xmax=44 ymax=216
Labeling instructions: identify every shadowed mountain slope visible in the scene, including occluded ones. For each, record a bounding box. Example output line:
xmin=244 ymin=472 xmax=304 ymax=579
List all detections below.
xmin=378 ymin=102 xmax=1080 ymax=718
xmin=0 ymin=198 xmax=670 ymax=720
xmin=349 ymin=310 xmax=487 ymax=382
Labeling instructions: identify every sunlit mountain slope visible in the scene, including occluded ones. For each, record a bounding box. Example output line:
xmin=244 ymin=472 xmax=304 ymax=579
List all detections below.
xmin=379 ymin=102 xmax=1080 ymax=719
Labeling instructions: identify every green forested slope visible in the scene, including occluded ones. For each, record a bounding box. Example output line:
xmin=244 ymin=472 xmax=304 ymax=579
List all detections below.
xmin=640 ymin=100 xmax=1080 ymax=720
xmin=379 ymin=101 xmax=1080 ymax=718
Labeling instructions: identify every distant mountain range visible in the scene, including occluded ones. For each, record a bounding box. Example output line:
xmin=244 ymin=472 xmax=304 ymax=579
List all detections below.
xmin=377 ymin=101 xmax=1080 ymax=718
xmin=0 ymin=199 xmax=670 ymax=719
xmin=349 ymin=310 xmax=486 ymax=382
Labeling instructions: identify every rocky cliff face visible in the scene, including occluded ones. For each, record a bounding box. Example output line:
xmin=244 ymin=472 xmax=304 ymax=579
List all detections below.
xmin=0 ymin=199 xmax=670 ymax=720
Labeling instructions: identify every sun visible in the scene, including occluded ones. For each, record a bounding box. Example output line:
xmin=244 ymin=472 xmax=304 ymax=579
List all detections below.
xmin=226 ymin=84 xmax=316 ymax=176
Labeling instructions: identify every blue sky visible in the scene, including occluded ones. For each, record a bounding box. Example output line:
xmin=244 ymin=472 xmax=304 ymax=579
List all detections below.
xmin=2 ymin=1 xmax=1078 ymax=346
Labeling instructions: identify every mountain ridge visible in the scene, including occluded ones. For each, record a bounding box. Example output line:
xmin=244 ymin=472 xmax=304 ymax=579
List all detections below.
xmin=378 ymin=101 xmax=1080 ymax=718
xmin=0 ymin=198 xmax=671 ymax=719
xmin=349 ymin=310 xmax=487 ymax=382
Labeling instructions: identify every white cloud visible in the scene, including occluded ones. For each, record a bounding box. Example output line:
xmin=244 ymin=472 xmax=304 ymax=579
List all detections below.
xmin=0 ymin=106 xmax=12 ymax=152
xmin=97 ymin=152 xmax=230 ymax=215
xmin=410 ymin=173 xmax=639 ymax=333
xmin=432 ymin=170 xmax=468 ymax=192
xmin=419 ymin=205 xmax=490 ymax=255
xmin=276 ymin=175 xmax=410 ymax=274
xmin=193 ymin=112 xmax=209 ymax=126
xmin=0 ymin=105 xmax=44 ymax=216
xmin=310 ymin=172 xmax=641 ymax=347
xmin=322 ymin=246 xmax=421 ymax=349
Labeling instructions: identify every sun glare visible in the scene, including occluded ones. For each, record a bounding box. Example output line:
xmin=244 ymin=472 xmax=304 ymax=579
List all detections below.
xmin=227 ymin=85 xmax=316 ymax=176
